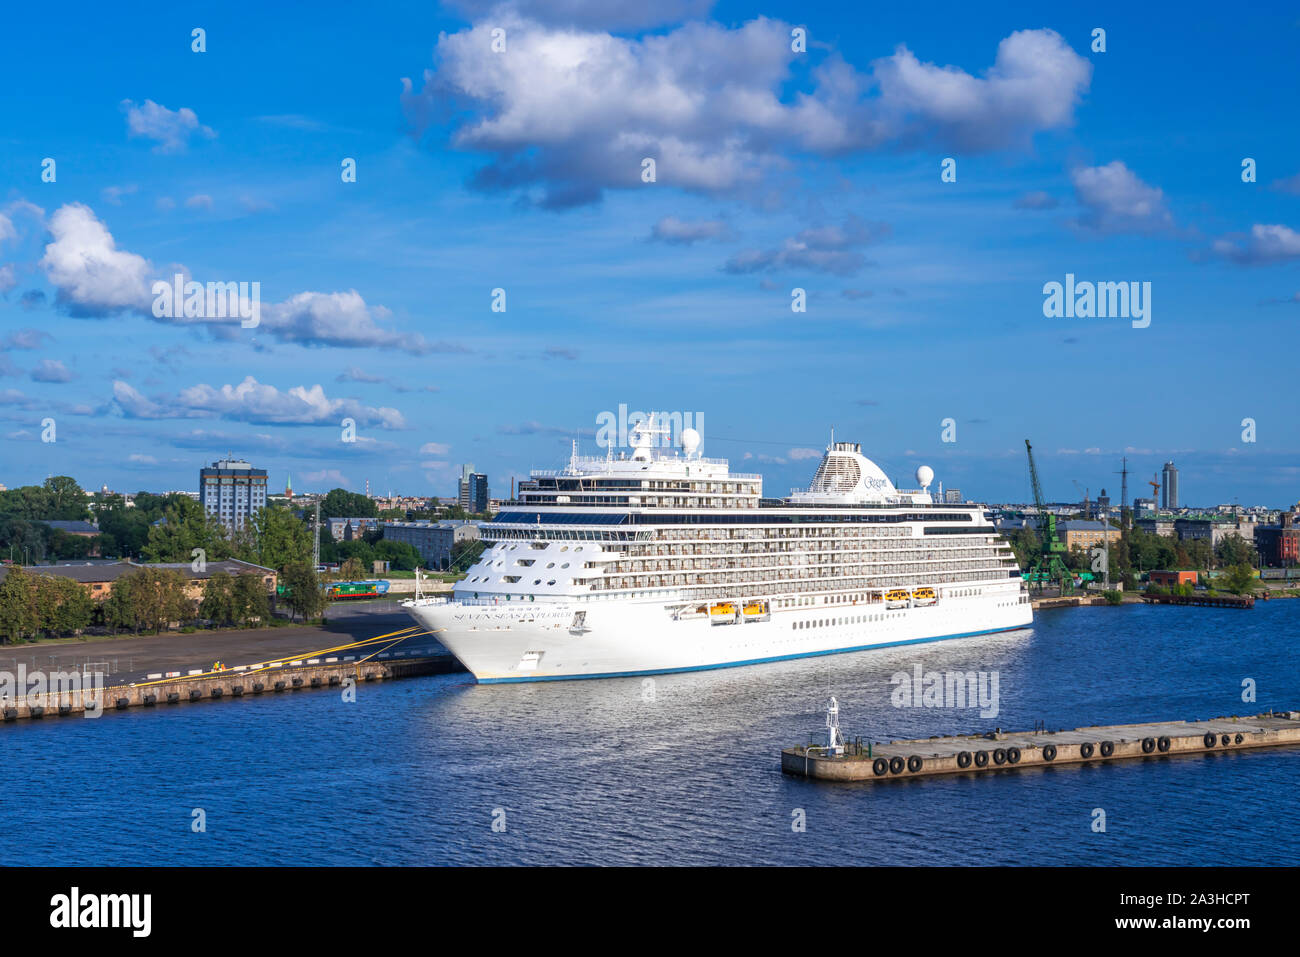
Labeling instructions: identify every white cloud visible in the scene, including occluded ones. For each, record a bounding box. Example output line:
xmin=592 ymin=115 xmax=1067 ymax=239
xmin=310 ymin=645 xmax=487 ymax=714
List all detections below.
xmin=788 ymin=447 xmax=822 ymax=460
xmin=650 ymin=215 xmax=730 ymax=245
xmin=724 ymin=216 xmax=889 ymax=275
xmin=444 ymin=0 xmax=713 ymax=31
xmin=299 ymin=469 xmax=351 ymax=488
xmin=262 ymin=291 xmax=442 ymax=354
xmin=0 ymin=264 xmax=14 ymax=294
xmin=1070 ymin=161 xmax=1174 ymax=234
xmin=1211 ymin=224 xmax=1300 ymax=265
xmin=39 ymin=203 xmax=153 ymax=315
xmin=177 ymin=377 xmax=408 ymax=428
xmin=185 ymin=194 xmax=214 ymax=210
xmin=122 ymin=99 xmax=216 ymax=153
xmin=37 ymin=204 xmax=453 ymax=353
xmin=404 ymin=21 xmax=1090 ymax=207
xmin=101 ymin=184 xmax=138 ymax=205
xmin=1013 ymin=190 xmax=1058 ymax=210
xmin=419 ymin=442 xmax=451 ymax=455
xmin=30 ymin=358 xmax=74 ymax=383
xmin=113 ymin=377 xmax=407 ymax=429
xmin=0 ymin=214 xmax=16 ymax=244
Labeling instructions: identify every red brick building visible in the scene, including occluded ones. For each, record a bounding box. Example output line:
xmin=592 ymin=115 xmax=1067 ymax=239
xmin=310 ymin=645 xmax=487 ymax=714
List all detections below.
xmin=1255 ymin=512 xmax=1300 ymax=568
xmin=1149 ymin=570 xmax=1199 ymax=588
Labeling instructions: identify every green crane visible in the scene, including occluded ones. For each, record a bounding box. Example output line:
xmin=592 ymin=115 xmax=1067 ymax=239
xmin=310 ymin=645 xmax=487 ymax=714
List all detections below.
xmin=1024 ymin=439 xmax=1074 ymax=595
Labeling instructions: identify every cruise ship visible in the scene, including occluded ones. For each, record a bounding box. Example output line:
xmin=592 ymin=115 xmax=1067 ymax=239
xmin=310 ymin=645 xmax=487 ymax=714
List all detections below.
xmin=403 ymin=417 xmax=1032 ymax=682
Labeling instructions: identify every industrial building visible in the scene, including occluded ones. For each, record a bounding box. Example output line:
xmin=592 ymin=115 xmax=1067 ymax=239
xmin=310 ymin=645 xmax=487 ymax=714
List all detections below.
xmin=0 ymin=558 xmax=277 ymax=601
xmin=382 ymin=520 xmax=481 ymax=569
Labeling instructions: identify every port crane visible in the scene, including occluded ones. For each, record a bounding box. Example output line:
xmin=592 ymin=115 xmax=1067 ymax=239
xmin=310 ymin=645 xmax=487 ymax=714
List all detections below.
xmin=1025 ymin=440 xmax=1074 ymax=595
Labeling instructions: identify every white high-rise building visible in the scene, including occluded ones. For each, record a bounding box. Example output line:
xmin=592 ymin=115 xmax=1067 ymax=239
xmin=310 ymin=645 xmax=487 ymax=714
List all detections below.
xmin=200 ymin=458 xmax=268 ymax=530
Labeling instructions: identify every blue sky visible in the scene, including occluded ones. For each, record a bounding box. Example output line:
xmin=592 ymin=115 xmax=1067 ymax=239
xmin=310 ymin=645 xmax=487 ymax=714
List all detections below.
xmin=2 ymin=0 xmax=1298 ymax=507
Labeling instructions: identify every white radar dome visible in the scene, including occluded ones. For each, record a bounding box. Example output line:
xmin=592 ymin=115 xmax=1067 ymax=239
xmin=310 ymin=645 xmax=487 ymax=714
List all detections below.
xmin=916 ymin=465 xmax=934 ymax=489
xmin=681 ymin=428 xmax=701 ymax=454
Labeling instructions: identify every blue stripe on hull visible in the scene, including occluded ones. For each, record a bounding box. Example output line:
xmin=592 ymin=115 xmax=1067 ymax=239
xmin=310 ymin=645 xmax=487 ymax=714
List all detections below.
xmin=475 ymin=622 xmax=1031 ymax=684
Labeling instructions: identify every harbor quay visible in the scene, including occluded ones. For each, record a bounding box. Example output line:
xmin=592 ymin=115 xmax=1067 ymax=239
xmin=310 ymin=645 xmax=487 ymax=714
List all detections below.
xmin=783 ymin=711 xmax=1300 ymax=782
xmin=0 ymin=602 xmax=463 ymax=724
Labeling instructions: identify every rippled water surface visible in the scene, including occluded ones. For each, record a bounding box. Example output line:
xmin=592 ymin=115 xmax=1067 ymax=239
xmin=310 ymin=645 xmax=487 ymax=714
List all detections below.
xmin=3 ymin=602 xmax=1297 ymax=865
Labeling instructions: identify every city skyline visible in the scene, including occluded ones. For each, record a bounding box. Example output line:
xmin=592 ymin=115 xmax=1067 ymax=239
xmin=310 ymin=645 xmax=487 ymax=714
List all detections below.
xmin=2 ymin=3 xmax=1298 ymax=504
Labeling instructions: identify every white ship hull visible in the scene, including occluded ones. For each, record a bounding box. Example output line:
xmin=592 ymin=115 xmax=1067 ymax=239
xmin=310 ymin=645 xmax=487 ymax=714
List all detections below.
xmin=404 ymin=586 xmax=1032 ymax=683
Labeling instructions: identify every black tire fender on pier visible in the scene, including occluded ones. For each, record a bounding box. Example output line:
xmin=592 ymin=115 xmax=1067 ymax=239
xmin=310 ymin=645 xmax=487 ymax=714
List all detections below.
xmin=907 ymin=755 xmax=922 ymax=773
xmin=1158 ymin=736 xmax=1171 ymax=752
xmin=993 ymin=748 xmax=1007 ymax=765
xmin=889 ymin=756 xmax=905 ymax=774
xmin=1234 ymin=733 xmax=1244 ymax=744
xmin=1042 ymin=744 xmax=1057 ymax=761
xmin=1006 ymin=747 xmax=1021 ymax=764
xmin=873 ymin=758 xmax=889 ymax=776
xmin=1100 ymin=740 xmax=1114 ymax=757
xmin=1080 ymin=742 xmax=1095 ymax=759
xmin=1142 ymin=737 xmax=1156 ymax=753
xmin=1203 ymin=732 xmax=1216 ymax=748
xmin=956 ymin=751 xmax=973 ymax=768
xmin=1221 ymin=734 xmax=1231 ymax=746
xmin=974 ymin=750 xmax=989 ymax=767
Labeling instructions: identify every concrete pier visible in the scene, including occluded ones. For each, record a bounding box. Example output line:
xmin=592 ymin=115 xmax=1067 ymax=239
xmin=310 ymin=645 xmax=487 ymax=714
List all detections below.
xmin=1 ymin=654 xmax=459 ymax=725
xmin=782 ymin=711 xmax=1300 ymax=782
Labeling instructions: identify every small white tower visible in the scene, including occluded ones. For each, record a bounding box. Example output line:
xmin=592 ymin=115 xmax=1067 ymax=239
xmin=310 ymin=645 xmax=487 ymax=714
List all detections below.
xmin=825 ymin=696 xmax=845 ymax=756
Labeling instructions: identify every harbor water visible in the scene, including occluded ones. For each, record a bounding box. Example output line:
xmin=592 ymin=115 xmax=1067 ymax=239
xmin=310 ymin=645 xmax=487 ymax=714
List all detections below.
xmin=2 ymin=602 xmax=1296 ymax=865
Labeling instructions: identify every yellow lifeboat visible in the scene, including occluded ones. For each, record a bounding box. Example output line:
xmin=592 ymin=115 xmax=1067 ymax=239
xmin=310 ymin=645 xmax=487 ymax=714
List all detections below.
xmin=885 ymin=588 xmax=911 ymax=608
xmin=710 ymin=602 xmax=736 ymax=617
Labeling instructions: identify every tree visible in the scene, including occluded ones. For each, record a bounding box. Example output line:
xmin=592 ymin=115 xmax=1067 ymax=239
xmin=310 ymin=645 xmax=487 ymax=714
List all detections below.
xmin=35 ymin=575 xmax=94 ymax=637
xmin=41 ymin=476 xmax=91 ymax=520
xmin=319 ymin=489 xmax=376 ymax=520
xmin=1216 ymin=534 xmax=1255 ymax=569
xmin=1220 ymin=563 xmax=1256 ymax=596
xmin=1006 ymin=525 xmax=1040 ymax=570
xmin=0 ymin=567 xmax=40 ymax=643
xmin=199 ymin=572 xmax=237 ymax=625
xmin=94 ymin=495 xmax=152 ymax=558
xmin=103 ymin=568 xmax=192 ymax=634
xmin=232 ymin=572 xmax=270 ymax=625
xmin=250 ymin=504 xmax=311 ymax=571
xmin=281 ymin=563 xmax=326 ymax=622
xmin=0 ymin=517 xmax=49 ymax=564
xmin=143 ymin=497 xmax=232 ymax=563
xmin=450 ymin=538 xmax=486 ymax=572
xmin=373 ymin=539 xmax=421 ymax=571
xmin=338 ymin=556 xmax=365 ymax=581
